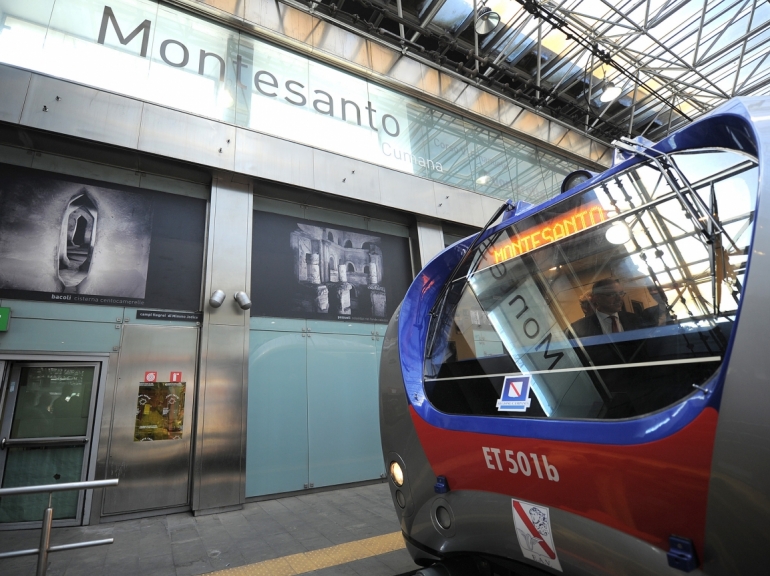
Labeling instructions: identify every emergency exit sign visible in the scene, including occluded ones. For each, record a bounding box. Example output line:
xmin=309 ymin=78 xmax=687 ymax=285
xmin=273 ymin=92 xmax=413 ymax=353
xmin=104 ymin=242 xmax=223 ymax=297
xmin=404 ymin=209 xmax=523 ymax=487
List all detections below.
xmin=0 ymin=307 xmax=9 ymax=332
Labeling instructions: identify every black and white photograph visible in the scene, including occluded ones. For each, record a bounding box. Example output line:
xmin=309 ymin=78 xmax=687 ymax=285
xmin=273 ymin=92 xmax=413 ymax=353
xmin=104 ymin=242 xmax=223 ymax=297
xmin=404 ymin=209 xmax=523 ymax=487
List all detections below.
xmin=0 ymin=164 xmax=207 ymax=311
xmin=251 ymin=211 xmax=412 ymax=322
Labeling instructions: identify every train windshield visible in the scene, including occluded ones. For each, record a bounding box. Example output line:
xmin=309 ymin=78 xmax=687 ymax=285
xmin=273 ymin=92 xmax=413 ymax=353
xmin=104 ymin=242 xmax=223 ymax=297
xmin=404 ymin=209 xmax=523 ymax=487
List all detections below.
xmin=425 ymin=148 xmax=758 ymax=419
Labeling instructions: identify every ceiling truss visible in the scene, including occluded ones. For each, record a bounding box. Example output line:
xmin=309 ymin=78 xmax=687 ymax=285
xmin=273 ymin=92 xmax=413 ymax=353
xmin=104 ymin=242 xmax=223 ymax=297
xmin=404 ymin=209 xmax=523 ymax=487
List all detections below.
xmin=286 ymin=0 xmax=770 ymax=144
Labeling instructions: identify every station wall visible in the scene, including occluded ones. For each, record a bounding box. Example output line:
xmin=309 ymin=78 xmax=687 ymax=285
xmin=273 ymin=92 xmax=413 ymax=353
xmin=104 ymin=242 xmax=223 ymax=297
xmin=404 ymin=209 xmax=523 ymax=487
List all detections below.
xmin=0 ymin=0 xmax=595 ymax=526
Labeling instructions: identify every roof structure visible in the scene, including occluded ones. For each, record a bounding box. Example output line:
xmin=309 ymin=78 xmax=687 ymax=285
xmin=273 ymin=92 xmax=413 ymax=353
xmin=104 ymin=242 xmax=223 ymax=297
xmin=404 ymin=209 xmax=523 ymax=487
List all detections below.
xmin=289 ymin=0 xmax=770 ymax=143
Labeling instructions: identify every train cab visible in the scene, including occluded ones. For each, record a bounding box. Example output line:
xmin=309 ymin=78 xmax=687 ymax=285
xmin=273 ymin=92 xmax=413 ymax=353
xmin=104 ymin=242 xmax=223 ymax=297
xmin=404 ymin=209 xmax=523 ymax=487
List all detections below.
xmin=379 ymin=97 xmax=770 ymax=575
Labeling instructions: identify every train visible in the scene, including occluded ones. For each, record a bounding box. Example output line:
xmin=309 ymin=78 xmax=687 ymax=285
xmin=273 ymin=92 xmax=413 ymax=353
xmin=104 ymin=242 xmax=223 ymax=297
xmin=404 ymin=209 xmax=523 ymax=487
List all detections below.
xmin=379 ymin=97 xmax=770 ymax=575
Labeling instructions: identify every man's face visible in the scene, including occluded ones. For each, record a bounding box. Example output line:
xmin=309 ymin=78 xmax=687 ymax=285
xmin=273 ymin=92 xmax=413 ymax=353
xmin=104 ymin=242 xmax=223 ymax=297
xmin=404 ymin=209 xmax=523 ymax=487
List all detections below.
xmin=591 ymin=283 xmax=625 ymax=314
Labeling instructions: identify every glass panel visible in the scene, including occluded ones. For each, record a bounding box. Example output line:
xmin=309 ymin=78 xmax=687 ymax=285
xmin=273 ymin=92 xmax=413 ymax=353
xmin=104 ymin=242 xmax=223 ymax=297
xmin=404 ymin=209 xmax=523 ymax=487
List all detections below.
xmin=503 ymin=136 xmax=552 ymax=205
xmin=423 ymin=109 xmax=473 ymax=190
xmin=0 ymin=446 xmax=83 ymax=522
xmin=425 ymin=149 xmax=758 ymax=420
xmin=242 ymin=36 xmax=310 ymax=140
xmin=11 ymin=366 xmax=95 ymax=438
xmin=43 ymin=0 xmax=157 ymax=101
xmin=0 ymin=366 xmax=94 ymax=523
xmin=0 ymin=0 xmax=56 ymax=72
xmin=146 ymin=4 xmax=239 ymax=123
xmin=464 ymin=120 xmax=514 ymax=199
xmin=368 ymin=83 xmax=434 ymax=177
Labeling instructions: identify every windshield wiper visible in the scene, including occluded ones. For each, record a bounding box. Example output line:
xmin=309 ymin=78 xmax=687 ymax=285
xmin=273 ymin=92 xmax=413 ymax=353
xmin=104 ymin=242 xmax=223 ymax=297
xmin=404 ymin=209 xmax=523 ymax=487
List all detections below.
xmin=426 ymin=199 xmax=515 ymax=356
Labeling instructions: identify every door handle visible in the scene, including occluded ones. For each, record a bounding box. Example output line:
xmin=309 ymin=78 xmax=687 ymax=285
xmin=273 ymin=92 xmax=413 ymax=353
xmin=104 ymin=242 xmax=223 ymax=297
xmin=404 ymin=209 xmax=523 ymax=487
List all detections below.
xmin=1 ymin=437 xmax=88 ymax=448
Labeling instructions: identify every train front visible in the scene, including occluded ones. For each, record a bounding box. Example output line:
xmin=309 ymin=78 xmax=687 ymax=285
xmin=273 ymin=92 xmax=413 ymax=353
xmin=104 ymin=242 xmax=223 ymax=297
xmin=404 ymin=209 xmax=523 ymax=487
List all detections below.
xmin=379 ymin=98 xmax=770 ymax=575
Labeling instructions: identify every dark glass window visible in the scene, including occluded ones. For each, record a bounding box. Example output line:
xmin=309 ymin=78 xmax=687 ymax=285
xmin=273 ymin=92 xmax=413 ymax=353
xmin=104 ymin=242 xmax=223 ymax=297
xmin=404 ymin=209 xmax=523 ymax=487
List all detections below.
xmin=425 ymin=149 xmax=757 ymax=419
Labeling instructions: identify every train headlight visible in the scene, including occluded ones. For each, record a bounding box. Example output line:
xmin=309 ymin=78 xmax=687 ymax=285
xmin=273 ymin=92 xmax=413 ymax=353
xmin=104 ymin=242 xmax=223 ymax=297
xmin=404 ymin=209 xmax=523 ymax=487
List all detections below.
xmin=389 ymin=461 xmax=404 ymax=486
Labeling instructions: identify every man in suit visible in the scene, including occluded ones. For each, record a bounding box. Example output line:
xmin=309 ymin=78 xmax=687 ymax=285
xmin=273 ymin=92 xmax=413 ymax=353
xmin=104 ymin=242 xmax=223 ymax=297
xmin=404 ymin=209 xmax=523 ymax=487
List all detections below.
xmin=569 ymin=278 xmax=644 ymax=338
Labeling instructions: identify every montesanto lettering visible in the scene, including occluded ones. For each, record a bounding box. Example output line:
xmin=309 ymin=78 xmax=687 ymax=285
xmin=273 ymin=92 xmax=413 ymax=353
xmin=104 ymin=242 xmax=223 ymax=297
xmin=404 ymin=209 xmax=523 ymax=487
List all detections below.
xmin=97 ymin=6 xmax=402 ymax=136
xmin=490 ymin=203 xmax=607 ymax=265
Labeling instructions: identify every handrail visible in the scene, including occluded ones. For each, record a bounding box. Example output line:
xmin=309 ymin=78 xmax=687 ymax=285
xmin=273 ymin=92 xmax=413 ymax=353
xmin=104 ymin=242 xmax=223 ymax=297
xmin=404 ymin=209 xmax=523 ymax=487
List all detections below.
xmin=0 ymin=478 xmax=117 ymax=496
xmin=0 ymin=478 xmax=119 ymax=576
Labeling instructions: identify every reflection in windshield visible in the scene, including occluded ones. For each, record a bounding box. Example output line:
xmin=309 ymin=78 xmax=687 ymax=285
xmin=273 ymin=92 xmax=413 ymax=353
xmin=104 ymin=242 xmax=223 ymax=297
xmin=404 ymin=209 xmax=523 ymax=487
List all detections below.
xmin=425 ymin=148 xmax=757 ymax=420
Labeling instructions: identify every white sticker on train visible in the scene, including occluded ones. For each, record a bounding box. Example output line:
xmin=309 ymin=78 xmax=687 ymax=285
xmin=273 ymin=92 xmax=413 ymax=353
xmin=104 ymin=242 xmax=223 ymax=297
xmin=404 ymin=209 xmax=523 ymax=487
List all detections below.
xmin=496 ymin=375 xmax=532 ymax=411
xmin=512 ymin=499 xmax=563 ymax=572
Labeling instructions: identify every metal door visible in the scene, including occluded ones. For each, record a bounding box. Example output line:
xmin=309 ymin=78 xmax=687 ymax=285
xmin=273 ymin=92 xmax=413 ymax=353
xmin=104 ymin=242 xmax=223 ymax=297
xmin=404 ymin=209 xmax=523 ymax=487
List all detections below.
xmin=0 ymin=362 xmax=100 ymax=527
xmin=102 ymin=325 xmax=198 ymax=516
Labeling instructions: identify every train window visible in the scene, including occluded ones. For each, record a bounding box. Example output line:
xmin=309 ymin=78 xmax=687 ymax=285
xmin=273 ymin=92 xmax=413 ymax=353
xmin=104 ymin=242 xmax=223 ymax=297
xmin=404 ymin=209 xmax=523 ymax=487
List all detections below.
xmin=424 ymin=148 xmax=757 ymax=419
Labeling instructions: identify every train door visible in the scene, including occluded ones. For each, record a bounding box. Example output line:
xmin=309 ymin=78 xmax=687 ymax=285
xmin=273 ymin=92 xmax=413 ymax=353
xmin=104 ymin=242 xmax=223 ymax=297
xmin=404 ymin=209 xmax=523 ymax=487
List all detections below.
xmin=0 ymin=361 xmax=101 ymax=527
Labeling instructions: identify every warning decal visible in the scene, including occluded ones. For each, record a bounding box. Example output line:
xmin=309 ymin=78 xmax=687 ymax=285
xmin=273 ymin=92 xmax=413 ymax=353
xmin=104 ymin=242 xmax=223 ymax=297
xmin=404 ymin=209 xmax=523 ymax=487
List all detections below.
xmin=512 ymin=499 xmax=563 ymax=572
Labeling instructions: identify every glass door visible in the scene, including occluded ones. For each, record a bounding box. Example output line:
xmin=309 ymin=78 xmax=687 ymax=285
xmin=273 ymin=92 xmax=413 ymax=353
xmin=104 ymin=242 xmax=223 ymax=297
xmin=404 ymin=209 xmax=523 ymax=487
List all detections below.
xmin=0 ymin=363 xmax=100 ymax=527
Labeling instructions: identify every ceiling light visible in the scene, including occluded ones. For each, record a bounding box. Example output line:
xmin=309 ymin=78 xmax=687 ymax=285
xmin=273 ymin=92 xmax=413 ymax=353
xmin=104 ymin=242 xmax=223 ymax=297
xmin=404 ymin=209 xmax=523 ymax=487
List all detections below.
xmin=474 ymin=7 xmax=500 ymax=35
xmin=476 ymin=174 xmax=491 ymax=185
xmin=605 ymin=222 xmax=631 ymax=245
xmin=600 ymin=81 xmax=622 ymax=103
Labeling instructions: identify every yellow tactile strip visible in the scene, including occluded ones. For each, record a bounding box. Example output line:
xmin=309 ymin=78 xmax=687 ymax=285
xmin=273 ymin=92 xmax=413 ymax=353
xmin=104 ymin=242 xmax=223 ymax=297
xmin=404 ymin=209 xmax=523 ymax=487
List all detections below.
xmin=208 ymin=531 xmax=406 ymax=576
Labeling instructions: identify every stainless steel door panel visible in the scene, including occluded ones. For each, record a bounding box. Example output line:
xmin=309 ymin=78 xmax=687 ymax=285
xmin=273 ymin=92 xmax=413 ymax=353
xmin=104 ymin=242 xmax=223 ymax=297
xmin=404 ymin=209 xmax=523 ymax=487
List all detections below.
xmin=0 ymin=65 xmax=31 ymax=124
xmin=20 ymin=75 xmax=143 ymax=150
xmin=194 ymin=323 xmax=245 ymax=510
xmin=206 ymin=178 xmax=252 ymax=326
xmin=194 ymin=178 xmax=250 ymax=512
xmin=102 ymin=325 xmax=198 ymax=515
xmin=312 ymin=149 xmax=381 ymax=204
xmin=234 ymin=128 xmax=315 ymax=190
xmin=138 ymin=104 xmax=236 ymax=170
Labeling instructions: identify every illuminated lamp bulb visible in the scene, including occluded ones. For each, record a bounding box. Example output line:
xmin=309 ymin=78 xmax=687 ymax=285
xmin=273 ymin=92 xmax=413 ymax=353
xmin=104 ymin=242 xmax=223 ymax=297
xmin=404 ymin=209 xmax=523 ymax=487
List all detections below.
xmin=600 ymin=81 xmax=622 ymax=103
xmin=476 ymin=173 xmax=491 ymax=185
xmin=605 ymin=221 xmax=631 ymax=245
xmin=390 ymin=461 xmax=404 ymax=486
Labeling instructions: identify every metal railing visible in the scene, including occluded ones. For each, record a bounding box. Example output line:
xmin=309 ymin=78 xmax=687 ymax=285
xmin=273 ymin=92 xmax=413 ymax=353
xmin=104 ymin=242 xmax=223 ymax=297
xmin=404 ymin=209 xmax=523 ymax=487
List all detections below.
xmin=0 ymin=479 xmax=119 ymax=576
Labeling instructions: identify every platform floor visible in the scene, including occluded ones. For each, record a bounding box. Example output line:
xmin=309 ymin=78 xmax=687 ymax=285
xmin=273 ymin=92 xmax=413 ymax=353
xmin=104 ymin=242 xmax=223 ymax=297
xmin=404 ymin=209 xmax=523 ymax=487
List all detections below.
xmin=0 ymin=482 xmax=420 ymax=576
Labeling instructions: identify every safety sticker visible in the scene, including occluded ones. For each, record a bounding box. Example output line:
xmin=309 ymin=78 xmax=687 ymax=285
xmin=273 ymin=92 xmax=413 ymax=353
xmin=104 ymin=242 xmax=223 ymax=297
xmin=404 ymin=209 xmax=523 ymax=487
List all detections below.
xmin=496 ymin=375 xmax=532 ymax=412
xmin=512 ymin=499 xmax=562 ymax=572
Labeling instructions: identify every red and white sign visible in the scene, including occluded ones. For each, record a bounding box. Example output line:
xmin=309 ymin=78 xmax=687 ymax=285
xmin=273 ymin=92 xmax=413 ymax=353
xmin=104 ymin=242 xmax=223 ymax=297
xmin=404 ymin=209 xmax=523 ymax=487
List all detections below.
xmin=512 ymin=499 xmax=562 ymax=572
xmin=170 ymin=371 xmax=183 ymax=383
xmin=144 ymin=371 xmax=157 ymax=383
